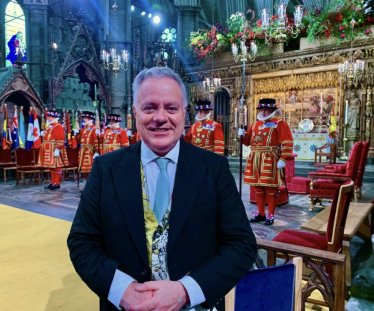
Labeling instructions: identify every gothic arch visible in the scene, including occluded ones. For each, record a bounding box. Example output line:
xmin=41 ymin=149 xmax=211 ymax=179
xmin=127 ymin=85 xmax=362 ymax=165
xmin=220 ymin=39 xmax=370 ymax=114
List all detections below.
xmin=55 ymin=21 xmax=109 ymax=108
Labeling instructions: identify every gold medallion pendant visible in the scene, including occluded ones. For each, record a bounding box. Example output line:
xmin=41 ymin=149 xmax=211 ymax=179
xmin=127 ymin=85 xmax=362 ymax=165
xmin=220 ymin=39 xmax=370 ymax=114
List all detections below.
xmin=194 ymin=138 xmax=202 ymax=144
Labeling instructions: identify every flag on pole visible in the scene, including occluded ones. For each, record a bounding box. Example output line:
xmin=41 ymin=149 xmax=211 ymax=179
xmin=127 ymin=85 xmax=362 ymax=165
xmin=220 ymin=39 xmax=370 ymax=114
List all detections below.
xmin=70 ymin=110 xmax=78 ymax=149
xmin=32 ymin=109 xmax=41 ymax=149
xmin=26 ymin=108 xmax=34 ymax=150
xmin=2 ymin=104 xmax=12 ymax=149
xmin=18 ymin=106 xmax=26 ymax=148
xmin=11 ymin=107 xmax=20 ymax=150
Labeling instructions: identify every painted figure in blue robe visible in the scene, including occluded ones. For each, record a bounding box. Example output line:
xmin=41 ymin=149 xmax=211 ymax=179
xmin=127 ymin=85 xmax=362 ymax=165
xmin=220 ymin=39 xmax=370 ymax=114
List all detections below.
xmin=6 ymin=31 xmax=27 ymax=65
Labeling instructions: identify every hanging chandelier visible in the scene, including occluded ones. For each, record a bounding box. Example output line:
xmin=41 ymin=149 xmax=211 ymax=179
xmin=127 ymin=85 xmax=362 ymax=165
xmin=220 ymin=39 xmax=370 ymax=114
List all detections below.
xmin=202 ymin=76 xmax=221 ymax=94
xmin=338 ymin=19 xmax=365 ymax=87
xmin=261 ymin=3 xmax=304 ymax=49
xmin=202 ymin=24 xmax=221 ymax=94
xmin=101 ymin=2 xmax=129 ymax=77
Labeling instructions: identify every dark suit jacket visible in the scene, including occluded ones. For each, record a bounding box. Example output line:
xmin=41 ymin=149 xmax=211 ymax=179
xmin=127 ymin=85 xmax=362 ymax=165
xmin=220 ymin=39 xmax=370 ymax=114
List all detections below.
xmin=68 ymin=139 xmax=257 ymax=311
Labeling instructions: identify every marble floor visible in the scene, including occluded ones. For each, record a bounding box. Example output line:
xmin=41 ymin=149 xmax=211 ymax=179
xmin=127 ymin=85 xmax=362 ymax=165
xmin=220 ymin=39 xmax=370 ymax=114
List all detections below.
xmin=0 ymin=170 xmax=373 ymax=309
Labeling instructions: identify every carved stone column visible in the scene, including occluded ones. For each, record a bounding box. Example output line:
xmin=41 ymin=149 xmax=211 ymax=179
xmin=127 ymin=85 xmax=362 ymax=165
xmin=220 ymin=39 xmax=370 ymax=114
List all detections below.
xmin=108 ymin=0 xmax=131 ymax=128
xmin=23 ymin=1 xmax=49 ymax=98
xmin=175 ymin=0 xmax=202 ymax=65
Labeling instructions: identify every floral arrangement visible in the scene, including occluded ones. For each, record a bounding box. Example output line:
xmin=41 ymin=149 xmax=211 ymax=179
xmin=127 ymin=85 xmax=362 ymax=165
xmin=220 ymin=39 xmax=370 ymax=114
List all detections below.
xmin=188 ymin=24 xmax=225 ymax=62
xmin=302 ymin=0 xmax=374 ymax=43
xmin=187 ymin=0 xmax=374 ymax=63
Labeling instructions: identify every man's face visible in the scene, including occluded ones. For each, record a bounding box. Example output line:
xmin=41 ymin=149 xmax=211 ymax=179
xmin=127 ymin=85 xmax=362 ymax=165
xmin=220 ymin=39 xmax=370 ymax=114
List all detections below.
xmin=83 ymin=117 xmax=91 ymax=125
xmin=258 ymin=107 xmax=274 ymax=118
xmin=133 ymin=77 xmax=186 ymax=156
xmin=46 ymin=116 xmax=54 ymax=123
xmin=196 ymin=110 xmax=209 ymax=119
xmin=109 ymin=120 xmax=116 ymax=126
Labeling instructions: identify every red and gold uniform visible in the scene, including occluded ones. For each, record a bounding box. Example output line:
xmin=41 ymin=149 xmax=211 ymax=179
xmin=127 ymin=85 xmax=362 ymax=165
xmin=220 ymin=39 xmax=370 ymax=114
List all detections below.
xmin=37 ymin=111 xmax=68 ymax=189
xmin=243 ymin=98 xmax=293 ymax=225
xmin=184 ymin=100 xmax=224 ymax=155
xmin=77 ymin=111 xmax=99 ymax=175
xmin=130 ymin=131 xmax=141 ymax=145
xmin=102 ymin=128 xmax=129 ymax=154
xmin=101 ymin=114 xmax=129 ymax=154
xmin=243 ymin=118 xmax=293 ymax=186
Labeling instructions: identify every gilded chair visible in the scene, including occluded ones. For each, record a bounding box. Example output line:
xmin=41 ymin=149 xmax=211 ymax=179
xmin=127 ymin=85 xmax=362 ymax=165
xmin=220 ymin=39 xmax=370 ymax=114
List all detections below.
xmin=225 ymin=257 xmax=303 ymax=311
xmin=273 ymin=181 xmax=354 ymax=282
xmin=308 ymin=142 xmax=362 ymax=211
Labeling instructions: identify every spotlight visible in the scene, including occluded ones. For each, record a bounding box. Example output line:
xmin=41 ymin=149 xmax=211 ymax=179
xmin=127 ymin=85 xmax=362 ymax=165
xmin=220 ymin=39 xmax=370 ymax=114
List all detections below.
xmin=148 ymin=13 xmax=152 ymax=18
xmin=153 ymin=15 xmax=161 ymax=24
xmin=131 ymin=5 xmax=134 ymax=11
xmin=141 ymin=11 xmax=146 ymax=16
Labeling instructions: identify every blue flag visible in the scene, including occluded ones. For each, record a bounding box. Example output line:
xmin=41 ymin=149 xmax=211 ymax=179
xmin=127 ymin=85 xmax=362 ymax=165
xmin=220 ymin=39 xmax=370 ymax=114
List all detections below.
xmin=26 ymin=110 xmax=34 ymax=150
xmin=11 ymin=109 xmax=20 ymax=150
xmin=18 ymin=107 xmax=26 ymax=148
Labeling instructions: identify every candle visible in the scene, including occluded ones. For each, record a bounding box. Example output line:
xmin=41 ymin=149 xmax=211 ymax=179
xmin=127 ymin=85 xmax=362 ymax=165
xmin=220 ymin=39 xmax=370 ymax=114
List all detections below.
xmin=345 ymin=100 xmax=348 ymax=124
xmin=244 ymin=107 xmax=247 ymax=125
xmin=320 ymin=93 xmax=323 ymax=114
xmin=234 ymin=108 xmax=237 ymax=127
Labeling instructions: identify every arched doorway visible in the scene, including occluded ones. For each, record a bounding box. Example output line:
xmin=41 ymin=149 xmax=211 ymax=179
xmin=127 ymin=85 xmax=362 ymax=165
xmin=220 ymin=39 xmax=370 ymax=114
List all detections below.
xmin=214 ymin=88 xmax=230 ymax=156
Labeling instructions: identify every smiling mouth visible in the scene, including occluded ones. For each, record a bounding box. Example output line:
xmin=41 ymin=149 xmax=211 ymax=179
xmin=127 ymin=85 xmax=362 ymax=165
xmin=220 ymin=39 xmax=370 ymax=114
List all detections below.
xmin=150 ymin=128 xmax=168 ymax=132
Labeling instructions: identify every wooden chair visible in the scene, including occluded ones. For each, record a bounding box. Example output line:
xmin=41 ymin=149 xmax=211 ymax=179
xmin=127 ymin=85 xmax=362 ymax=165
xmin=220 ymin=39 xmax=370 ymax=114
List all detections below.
xmin=0 ymin=149 xmax=17 ymax=181
xmin=273 ymin=180 xmax=354 ymax=284
xmin=225 ymin=257 xmax=302 ymax=311
xmin=314 ymin=143 xmax=336 ymax=167
xmin=63 ymin=148 xmax=79 ymax=181
xmin=14 ymin=149 xmax=41 ymax=185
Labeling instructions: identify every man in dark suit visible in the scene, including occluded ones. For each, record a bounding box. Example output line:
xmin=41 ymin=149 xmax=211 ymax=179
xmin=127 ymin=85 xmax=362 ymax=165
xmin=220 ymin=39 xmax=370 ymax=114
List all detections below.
xmin=67 ymin=67 xmax=257 ymax=311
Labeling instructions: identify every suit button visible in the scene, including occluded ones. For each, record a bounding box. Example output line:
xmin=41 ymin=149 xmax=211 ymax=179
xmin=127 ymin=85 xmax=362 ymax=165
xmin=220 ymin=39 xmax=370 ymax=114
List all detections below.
xmin=154 ymin=268 xmax=159 ymax=272
xmin=142 ymin=269 xmax=147 ymax=276
xmin=154 ymin=250 xmax=159 ymax=255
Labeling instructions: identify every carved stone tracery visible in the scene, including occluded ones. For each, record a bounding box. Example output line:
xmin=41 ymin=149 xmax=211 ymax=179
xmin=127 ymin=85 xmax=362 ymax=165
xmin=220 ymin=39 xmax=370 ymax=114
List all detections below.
xmin=55 ymin=19 xmax=109 ymax=109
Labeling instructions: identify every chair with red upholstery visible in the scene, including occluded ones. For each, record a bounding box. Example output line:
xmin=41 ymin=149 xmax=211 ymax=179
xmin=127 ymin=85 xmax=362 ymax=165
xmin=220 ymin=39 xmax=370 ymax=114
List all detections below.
xmin=273 ymin=180 xmax=354 ymax=281
xmin=14 ymin=149 xmax=41 ymax=185
xmin=315 ymin=141 xmax=369 ymax=201
xmin=63 ymin=148 xmax=79 ymax=181
xmin=0 ymin=149 xmax=17 ymax=181
xmin=308 ymin=142 xmax=362 ymax=211
xmin=287 ymin=153 xmax=312 ymax=195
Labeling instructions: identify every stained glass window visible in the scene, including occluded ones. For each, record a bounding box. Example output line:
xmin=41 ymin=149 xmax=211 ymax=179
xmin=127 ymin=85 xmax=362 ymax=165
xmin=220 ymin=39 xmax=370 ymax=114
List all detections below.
xmin=5 ymin=0 xmax=26 ymax=67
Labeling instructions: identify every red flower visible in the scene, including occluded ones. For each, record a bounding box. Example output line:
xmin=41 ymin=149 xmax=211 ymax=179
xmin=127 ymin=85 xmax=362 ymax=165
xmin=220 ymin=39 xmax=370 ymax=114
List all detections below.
xmin=339 ymin=26 xmax=343 ymax=31
xmin=365 ymin=29 xmax=371 ymax=34
xmin=256 ymin=19 xmax=262 ymax=27
xmin=340 ymin=33 xmax=345 ymax=38
xmin=238 ymin=32 xmax=242 ymax=36
xmin=191 ymin=43 xmax=194 ymax=47
xmin=234 ymin=35 xmax=238 ymax=39
xmin=335 ymin=13 xmax=343 ymax=23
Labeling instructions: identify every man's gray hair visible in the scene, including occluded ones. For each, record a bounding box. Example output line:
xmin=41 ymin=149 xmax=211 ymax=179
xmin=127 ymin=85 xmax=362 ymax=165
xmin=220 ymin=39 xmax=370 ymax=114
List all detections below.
xmin=132 ymin=67 xmax=188 ymax=108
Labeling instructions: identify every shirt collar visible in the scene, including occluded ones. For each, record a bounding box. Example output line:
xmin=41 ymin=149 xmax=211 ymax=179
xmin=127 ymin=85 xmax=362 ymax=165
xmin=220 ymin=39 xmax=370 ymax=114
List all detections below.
xmin=141 ymin=140 xmax=180 ymax=166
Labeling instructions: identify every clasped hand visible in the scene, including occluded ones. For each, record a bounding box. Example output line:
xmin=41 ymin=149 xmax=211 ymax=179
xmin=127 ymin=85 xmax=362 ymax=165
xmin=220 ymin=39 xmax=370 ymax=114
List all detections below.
xmin=121 ymin=280 xmax=187 ymax=311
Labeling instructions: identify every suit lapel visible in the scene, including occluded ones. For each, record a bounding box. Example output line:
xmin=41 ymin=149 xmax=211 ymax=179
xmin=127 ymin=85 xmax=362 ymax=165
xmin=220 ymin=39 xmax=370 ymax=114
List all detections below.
xmin=168 ymin=141 xmax=206 ymax=251
xmin=111 ymin=143 xmax=149 ymax=268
